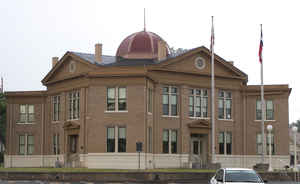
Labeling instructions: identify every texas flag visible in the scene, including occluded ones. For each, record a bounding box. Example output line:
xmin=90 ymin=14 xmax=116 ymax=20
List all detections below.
xmin=259 ymin=27 xmax=263 ymax=63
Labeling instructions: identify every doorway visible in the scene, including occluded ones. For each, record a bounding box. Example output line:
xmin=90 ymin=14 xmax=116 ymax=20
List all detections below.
xmin=190 ymin=134 xmax=207 ymax=168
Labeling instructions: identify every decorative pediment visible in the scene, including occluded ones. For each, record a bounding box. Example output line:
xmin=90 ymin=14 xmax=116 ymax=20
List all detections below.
xmin=42 ymin=52 xmax=98 ymax=85
xmin=149 ymin=46 xmax=248 ymax=81
xmin=63 ymin=121 xmax=80 ymax=130
xmin=188 ymin=119 xmax=211 ymax=129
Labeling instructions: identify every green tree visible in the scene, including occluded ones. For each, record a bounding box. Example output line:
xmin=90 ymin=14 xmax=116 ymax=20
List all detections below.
xmin=0 ymin=93 xmax=6 ymax=144
xmin=291 ymin=119 xmax=300 ymax=132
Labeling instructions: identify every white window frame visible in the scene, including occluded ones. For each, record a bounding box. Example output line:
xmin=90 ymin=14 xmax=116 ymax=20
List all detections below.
xmin=68 ymin=91 xmax=80 ymax=120
xmin=218 ymin=131 xmax=232 ymax=155
xmin=19 ymin=134 xmax=34 ymax=155
xmin=256 ymin=132 xmax=275 ymax=155
xmin=218 ymin=90 xmax=232 ymax=120
xmin=18 ymin=104 xmax=35 ymax=124
xmin=256 ymin=99 xmax=274 ymax=121
xmin=162 ymin=86 xmax=178 ymax=117
xmin=106 ymin=126 xmax=127 ymax=153
xmin=162 ymin=129 xmax=177 ymax=154
xmin=106 ymin=87 xmax=128 ymax=112
xmin=52 ymin=95 xmax=60 ymax=122
xmin=189 ymin=88 xmax=208 ymax=118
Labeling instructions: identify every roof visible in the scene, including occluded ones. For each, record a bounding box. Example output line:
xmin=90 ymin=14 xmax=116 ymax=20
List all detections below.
xmin=222 ymin=168 xmax=254 ymax=171
xmin=71 ymin=52 xmax=161 ymax=66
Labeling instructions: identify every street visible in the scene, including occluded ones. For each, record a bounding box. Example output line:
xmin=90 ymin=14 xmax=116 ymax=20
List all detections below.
xmin=0 ymin=181 xmax=298 ymax=184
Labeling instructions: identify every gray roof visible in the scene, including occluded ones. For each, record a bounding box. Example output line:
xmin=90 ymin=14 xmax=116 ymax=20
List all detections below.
xmin=71 ymin=51 xmax=165 ymax=67
xmin=71 ymin=52 xmax=116 ymax=65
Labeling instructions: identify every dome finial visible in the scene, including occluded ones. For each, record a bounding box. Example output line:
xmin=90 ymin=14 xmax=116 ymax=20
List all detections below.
xmin=144 ymin=8 xmax=146 ymax=32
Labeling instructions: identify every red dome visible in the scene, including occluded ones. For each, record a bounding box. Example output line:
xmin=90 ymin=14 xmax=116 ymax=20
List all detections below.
xmin=116 ymin=31 xmax=169 ymax=59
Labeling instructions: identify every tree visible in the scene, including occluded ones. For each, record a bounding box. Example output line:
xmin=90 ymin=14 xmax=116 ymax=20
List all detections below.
xmin=290 ymin=119 xmax=300 ymax=132
xmin=169 ymin=47 xmax=189 ymax=57
xmin=0 ymin=93 xmax=6 ymax=144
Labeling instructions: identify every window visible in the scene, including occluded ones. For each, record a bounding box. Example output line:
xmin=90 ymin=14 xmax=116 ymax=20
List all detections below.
xmin=53 ymin=96 xmax=60 ymax=121
xmin=19 ymin=135 xmax=25 ymax=155
xmin=162 ymin=129 xmax=177 ymax=154
xmin=189 ymin=89 xmax=208 ymax=118
xmin=107 ymin=126 xmax=127 ymax=152
xmin=163 ymin=86 xmax=178 ymax=116
xmin=256 ymin=100 xmax=274 ymax=120
xmin=107 ymin=127 xmax=115 ymax=152
xmin=118 ymin=127 xmax=126 ymax=152
xmin=257 ymin=133 xmax=275 ymax=155
xmin=69 ymin=91 xmax=80 ymax=120
xmin=218 ymin=91 xmax=232 ymax=119
xmin=69 ymin=135 xmax=78 ymax=153
xmin=27 ymin=135 xmax=34 ymax=155
xmin=53 ymin=134 xmax=60 ymax=154
xmin=19 ymin=134 xmax=34 ymax=155
xmin=19 ymin=105 xmax=35 ymax=123
xmin=148 ymin=127 xmax=152 ymax=153
xmin=219 ymin=131 xmax=232 ymax=155
xmin=148 ymin=88 xmax=153 ymax=113
xmin=107 ymin=87 xmax=127 ymax=111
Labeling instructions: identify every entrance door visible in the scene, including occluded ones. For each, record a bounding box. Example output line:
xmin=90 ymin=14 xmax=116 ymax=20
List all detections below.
xmin=190 ymin=134 xmax=207 ymax=168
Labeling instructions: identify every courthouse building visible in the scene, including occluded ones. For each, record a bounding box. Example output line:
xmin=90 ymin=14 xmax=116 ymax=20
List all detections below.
xmin=4 ymin=29 xmax=291 ymax=169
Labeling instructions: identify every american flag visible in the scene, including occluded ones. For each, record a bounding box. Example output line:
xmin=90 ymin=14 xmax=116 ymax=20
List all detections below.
xmin=259 ymin=26 xmax=263 ymax=63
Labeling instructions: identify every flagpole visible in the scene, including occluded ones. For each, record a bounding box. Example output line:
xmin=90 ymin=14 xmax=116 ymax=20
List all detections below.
xmin=260 ymin=24 xmax=265 ymax=163
xmin=211 ymin=16 xmax=215 ymax=163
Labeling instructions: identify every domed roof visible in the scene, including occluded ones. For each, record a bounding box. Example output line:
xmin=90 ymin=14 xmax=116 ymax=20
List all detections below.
xmin=116 ymin=30 xmax=169 ymax=60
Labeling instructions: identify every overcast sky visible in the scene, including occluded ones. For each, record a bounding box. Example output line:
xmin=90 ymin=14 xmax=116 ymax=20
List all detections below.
xmin=0 ymin=0 xmax=299 ymax=123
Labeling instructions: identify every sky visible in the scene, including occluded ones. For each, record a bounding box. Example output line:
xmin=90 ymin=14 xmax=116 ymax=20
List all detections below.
xmin=0 ymin=0 xmax=299 ymax=123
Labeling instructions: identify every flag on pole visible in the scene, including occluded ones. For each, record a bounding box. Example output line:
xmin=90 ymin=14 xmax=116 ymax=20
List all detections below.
xmin=259 ymin=26 xmax=263 ymax=63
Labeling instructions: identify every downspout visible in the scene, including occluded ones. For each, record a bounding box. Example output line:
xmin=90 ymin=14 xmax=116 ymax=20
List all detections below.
xmin=145 ymin=78 xmax=148 ymax=169
xmin=41 ymin=99 xmax=45 ymax=167
xmin=243 ymin=88 xmax=246 ymax=167
xmin=179 ymin=86 xmax=183 ymax=168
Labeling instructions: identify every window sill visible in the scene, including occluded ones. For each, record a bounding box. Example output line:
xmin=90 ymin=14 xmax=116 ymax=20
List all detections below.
xmin=16 ymin=122 xmax=35 ymax=125
xmin=162 ymin=115 xmax=179 ymax=118
xmin=189 ymin=117 xmax=210 ymax=120
xmin=52 ymin=121 xmax=61 ymax=124
xmin=67 ymin=119 xmax=79 ymax=121
xmin=147 ymin=112 xmax=153 ymax=115
xmin=105 ymin=111 xmax=128 ymax=113
xmin=218 ymin=119 xmax=234 ymax=122
xmin=255 ymin=120 xmax=276 ymax=122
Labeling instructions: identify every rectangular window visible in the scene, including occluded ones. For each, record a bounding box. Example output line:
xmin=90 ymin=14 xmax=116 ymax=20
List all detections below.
xmin=107 ymin=127 xmax=115 ymax=152
xmin=19 ymin=135 xmax=25 ymax=155
xmin=148 ymin=88 xmax=153 ymax=113
xmin=53 ymin=134 xmax=60 ymax=154
xmin=19 ymin=105 xmax=35 ymax=123
xmin=163 ymin=86 xmax=178 ymax=116
xmin=148 ymin=127 xmax=152 ymax=153
xmin=171 ymin=130 xmax=177 ymax=154
xmin=118 ymin=127 xmax=126 ymax=152
xmin=267 ymin=133 xmax=275 ymax=155
xmin=257 ymin=133 xmax=275 ymax=155
xmin=118 ymin=87 xmax=127 ymax=111
xmin=162 ymin=130 xmax=169 ymax=153
xmin=218 ymin=91 xmax=232 ymax=119
xmin=256 ymin=100 xmax=274 ymax=120
xmin=69 ymin=91 xmax=80 ymax=120
xmin=19 ymin=134 xmax=34 ymax=155
xmin=107 ymin=87 xmax=127 ymax=111
xmin=256 ymin=133 xmax=263 ymax=154
xmin=162 ymin=129 xmax=177 ymax=154
xmin=69 ymin=135 xmax=78 ymax=153
xmin=219 ymin=131 xmax=232 ymax=155
xmin=189 ymin=89 xmax=208 ymax=118
xmin=53 ymin=96 xmax=60 ymax=121
xmin=27 ymin=135 xmax=34 ymax=155
xmin=107 ymin=88 xmax=115 ymax=111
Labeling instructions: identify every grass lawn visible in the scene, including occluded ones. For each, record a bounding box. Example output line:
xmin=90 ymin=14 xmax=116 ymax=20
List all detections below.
xmin=0 ymin=167 xmax=216 ymax=173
